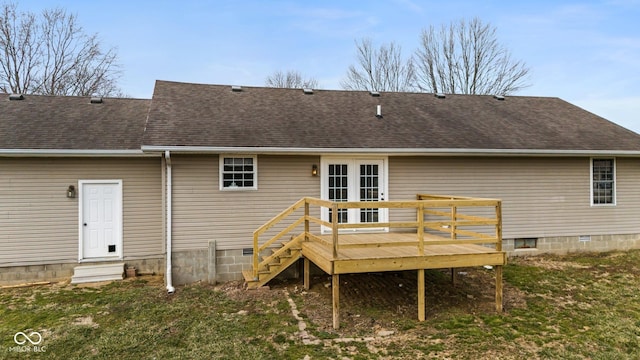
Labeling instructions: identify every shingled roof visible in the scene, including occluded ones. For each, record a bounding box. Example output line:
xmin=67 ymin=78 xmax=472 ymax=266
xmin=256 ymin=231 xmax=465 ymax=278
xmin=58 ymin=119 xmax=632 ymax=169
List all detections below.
xmin=143 ymin=80 xmax=640 ymax=154
xmin=4 ymin=81 xmax=640 ymax=156
xmin=0 ymin=94 xmax=150 ymax=153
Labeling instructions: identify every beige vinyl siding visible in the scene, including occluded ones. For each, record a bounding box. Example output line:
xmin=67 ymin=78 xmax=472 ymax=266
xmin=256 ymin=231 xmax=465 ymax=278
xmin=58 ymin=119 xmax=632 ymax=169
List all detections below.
xmin=171 ymin=155 xmax=320 ymax=251
xmin=389 ymin=156 xmax=640 ymax=239
xmin=0 ymin=157 xmax=163 ymax=266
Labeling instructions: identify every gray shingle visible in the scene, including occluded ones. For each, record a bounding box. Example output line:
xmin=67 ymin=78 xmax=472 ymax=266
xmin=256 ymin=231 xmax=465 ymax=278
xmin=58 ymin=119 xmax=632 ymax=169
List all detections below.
xmin=0 ymin=94 xmax=150 ymax=150
xmin=144 ymin=81 xmax=640 ymax=151
xmin=4 ymin=81 xmax=639 ymax=153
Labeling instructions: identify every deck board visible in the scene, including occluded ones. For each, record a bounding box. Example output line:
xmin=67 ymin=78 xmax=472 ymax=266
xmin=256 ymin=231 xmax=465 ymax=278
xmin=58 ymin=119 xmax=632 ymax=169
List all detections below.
xmin=302 ymin=232 xmax=505 ymax=275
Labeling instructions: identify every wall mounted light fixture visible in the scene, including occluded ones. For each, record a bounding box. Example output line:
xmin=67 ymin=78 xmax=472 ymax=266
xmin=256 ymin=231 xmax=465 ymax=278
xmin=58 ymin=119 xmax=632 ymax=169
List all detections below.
xmin=67 ymin=185 xmax=76 ymax=198
xmin=311 ymin=164 xmax=318 ymax=176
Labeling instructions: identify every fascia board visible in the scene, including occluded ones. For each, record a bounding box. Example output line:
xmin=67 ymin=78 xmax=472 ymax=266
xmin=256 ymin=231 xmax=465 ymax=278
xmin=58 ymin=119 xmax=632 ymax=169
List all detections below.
xmin=140 ymin=145 xmax=640 ymax=157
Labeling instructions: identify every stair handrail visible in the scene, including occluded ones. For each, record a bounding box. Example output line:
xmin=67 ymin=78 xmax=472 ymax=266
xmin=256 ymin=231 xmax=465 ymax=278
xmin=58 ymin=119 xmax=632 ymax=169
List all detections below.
xmin=252 ymin=198 xmax=306 ymax=279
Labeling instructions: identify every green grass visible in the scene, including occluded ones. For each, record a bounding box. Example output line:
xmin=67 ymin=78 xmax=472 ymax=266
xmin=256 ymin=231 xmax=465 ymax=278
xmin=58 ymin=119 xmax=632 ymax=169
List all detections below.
xmin=2 ymin=250 xmax=640 ymax=359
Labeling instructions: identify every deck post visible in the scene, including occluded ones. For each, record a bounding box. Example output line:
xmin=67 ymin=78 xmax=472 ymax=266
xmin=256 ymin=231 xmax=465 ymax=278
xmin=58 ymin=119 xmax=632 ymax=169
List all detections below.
xmin=332 ymin=274 xmax=340 ymax=329
xmin=450 ymin=205 xmax=457 ymax=241
xmin=332 ymin=203 xmax=339 ymax=259
xmin=496 ymin=265 xmax=503 ymax=313
xmin=418 ymin=269 xmax=425 ymax=321
xmin=304 ymin=200 xmax=310 ymax=241
xmin=252 ymin=232 xmax=259 ymax=280
xmin=495 ymin=201 xmax=503 ymax=252
xmin=417 ymin=204 xmax=424 ymax=256
xmin=495 ymin=201 xmax=503 ymax=313
xmin=303 ymin=258 xmax=310 ymax=290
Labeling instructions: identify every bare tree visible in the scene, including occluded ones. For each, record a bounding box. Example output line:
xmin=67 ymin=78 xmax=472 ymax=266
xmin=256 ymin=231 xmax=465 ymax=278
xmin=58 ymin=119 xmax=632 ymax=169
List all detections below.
xmin=414 ymin=18 xmax=529 ymax=95
xmin=340 ymin=38 xmax=415 ymax=92
xmin=265 ymin=70 xmax=318 ymax=89
xmin=0 ymin=2 xmax=121 ymax=96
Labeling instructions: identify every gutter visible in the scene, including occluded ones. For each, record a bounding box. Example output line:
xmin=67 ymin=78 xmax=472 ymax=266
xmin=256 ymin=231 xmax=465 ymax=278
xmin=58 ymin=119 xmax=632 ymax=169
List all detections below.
xmin=165 ymin=150 xmax=175 ymax=294
xmin=141 ymin=146 xmax=640 ymax=157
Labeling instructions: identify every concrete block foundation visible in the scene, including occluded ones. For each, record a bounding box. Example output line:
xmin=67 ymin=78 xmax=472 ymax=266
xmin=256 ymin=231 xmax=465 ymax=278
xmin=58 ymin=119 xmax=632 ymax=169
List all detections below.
xmin=0 ymin=257 xmax=163 ymax=286
xmin=505 ymin=233 xmax=640 ymax=257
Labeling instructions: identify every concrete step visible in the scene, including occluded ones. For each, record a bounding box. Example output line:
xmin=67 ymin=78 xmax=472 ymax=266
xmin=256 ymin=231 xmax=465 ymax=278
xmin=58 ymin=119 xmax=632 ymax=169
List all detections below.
xmin=71 ymin=262 xmax=125 ymax=284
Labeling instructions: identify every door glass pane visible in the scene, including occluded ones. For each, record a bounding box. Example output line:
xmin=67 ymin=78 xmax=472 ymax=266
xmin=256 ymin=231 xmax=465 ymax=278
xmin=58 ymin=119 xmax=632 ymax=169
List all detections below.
xmin=328 ymin=164 xmax=348 ymax=223
xmin=359 ymin=164 xmax=379 ymax=223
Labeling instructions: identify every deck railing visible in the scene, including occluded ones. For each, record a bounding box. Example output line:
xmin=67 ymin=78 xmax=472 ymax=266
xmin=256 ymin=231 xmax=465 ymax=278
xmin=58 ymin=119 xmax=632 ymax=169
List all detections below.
xmin=252 ymin=194 xmax=502 ymax=279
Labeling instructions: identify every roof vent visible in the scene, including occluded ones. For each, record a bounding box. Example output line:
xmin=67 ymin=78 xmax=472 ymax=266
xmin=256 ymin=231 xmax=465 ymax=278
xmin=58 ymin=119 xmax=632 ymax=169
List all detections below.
xmin=434 ymin=93 xmax=446 ymax=99
xmin=370 ymin=91 xmax=380 ymax=97
xmin=303 ymin=88 xmax=313 ymax=95
xmin=9 ymin=94 xmax=24 ymax=101
xmin=493 ymin=95 xmax=505 ymax=101
xmin=90 ymin=97 xmax=103 ymax=104
xmin=231 ymin=85 xmax=242 ymax=92
xmin=376 ymin=104 xmax=382 ymax=118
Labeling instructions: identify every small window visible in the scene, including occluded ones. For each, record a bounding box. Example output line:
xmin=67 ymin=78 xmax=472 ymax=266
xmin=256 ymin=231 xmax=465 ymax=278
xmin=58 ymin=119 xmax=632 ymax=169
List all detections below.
xmin=591 ymin=158 xmax=615 ymax=205
xmin=514 ymin=238 xmax=537 ymax=249
xmin=220 ymin=155 xmax=257 ymax=190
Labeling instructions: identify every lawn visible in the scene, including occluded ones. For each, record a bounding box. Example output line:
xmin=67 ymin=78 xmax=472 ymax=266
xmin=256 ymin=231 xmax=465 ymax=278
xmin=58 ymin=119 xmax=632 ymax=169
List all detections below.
xmin=1 ymin=250 xmax=639 ymax=359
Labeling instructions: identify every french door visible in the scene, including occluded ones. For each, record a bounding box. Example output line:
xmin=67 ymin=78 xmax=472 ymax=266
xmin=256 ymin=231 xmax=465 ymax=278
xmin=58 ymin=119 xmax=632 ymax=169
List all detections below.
xmin=321 ymin=158 xmax=387 ymax=232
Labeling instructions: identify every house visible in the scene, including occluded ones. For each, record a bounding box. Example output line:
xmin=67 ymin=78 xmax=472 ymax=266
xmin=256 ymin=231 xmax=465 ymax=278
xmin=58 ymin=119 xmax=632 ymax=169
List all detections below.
xmin=0 ymin=94 xmax=164 ymax=285
xmin=3 ymin=80 xmax=640 ymax=289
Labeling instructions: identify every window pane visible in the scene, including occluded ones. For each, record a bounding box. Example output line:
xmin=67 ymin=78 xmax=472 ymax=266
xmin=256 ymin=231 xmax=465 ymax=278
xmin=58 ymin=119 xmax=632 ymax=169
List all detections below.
xmin=592 ymin=159 xmax=614 ymax=204
xmin=328 ymin=164 xmax=349 ymax=223
xmin=515 ymin=238 xmax=537 ymax=249
xmin=359 ymin=164 xmax=379 ymax=223
xmin=222 ymin=157 xmax=256 ymax=189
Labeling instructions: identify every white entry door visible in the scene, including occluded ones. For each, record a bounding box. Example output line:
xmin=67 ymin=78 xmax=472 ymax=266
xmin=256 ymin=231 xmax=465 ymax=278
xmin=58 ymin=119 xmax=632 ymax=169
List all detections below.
xmin=79 ymin=180 xmax=122 ymax=260
xmin=321 ymin=158 xmax=388 ymax=232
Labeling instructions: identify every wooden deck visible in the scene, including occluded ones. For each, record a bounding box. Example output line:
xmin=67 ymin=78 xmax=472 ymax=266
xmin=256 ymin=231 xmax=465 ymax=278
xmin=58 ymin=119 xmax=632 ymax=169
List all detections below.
xmin=304 ymin=232 xmax=505 ymax=274
xmin=246 ymin=194 xmax=506 ymax=329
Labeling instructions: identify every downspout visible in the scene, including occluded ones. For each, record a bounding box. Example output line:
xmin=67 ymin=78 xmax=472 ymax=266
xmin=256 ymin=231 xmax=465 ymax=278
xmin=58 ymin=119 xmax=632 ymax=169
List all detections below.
xmin=165 ymin=150 xmax=175 ymax=294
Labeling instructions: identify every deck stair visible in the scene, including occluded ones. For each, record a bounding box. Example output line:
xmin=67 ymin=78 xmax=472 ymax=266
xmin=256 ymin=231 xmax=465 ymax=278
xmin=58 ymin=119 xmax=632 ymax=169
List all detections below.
xmin=243 ymin=237 xmax=303 ymax=289
xmin=243 ymin=198 xmax=309 ymax=289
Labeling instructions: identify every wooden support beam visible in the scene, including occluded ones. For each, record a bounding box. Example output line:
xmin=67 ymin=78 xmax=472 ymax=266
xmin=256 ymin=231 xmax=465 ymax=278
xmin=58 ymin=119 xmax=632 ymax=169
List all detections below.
xmin=417 ymin=204 xmax=424 ymax=256
xmin=332 ymin=274 xmax=340 ymax=329
xmin=304 ymin=201 xmax=310 ymax=241
xmin=451 ymin=268 xmax=457 ymax=285
xmin=418 ymin=269 xmax=425 ymax=321
xmin=332 ymin=203 xmax=339 ymax=259
xmin=495 ymin=202 xmax=503 ymax=251
xmin=303 ymin=258 xmax=310 ymax=290
xmin=495 ymin=265 xmax=503 ymax=313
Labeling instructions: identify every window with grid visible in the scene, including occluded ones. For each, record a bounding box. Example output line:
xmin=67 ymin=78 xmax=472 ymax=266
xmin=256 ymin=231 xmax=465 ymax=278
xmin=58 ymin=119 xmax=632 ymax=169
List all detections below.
xmin=328 ymin=164 xmax=348 ymax=223
xmin=359 ymin=164 xmax=379 ymax=223
xmin=592 ymin=158 xmax=615 ymax=205
xmin=220 ymin=156 xmax=257 ymax=190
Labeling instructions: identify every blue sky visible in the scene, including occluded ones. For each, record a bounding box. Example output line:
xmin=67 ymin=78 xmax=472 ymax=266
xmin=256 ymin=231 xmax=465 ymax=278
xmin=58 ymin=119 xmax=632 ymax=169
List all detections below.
xmin=18 ymin=0 xmax=640 ymax=133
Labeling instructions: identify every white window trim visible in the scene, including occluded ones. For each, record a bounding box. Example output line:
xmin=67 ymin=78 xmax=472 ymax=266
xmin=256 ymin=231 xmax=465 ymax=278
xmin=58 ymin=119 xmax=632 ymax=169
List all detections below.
xmin=219 ymin=155 xmax=258 ymax=191
xmin=590 ymin=157 xmax=616 ymax=206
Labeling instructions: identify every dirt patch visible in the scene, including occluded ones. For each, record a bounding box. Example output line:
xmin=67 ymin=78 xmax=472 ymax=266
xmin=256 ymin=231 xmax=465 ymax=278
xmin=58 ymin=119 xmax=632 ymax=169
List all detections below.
xmin=232 ymin=266 xmax=526 ymax=337
xmin=511 ymin=255 xmax=590 ymax=271
xmin=73 ymin=316 xmax=99 ymax=328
